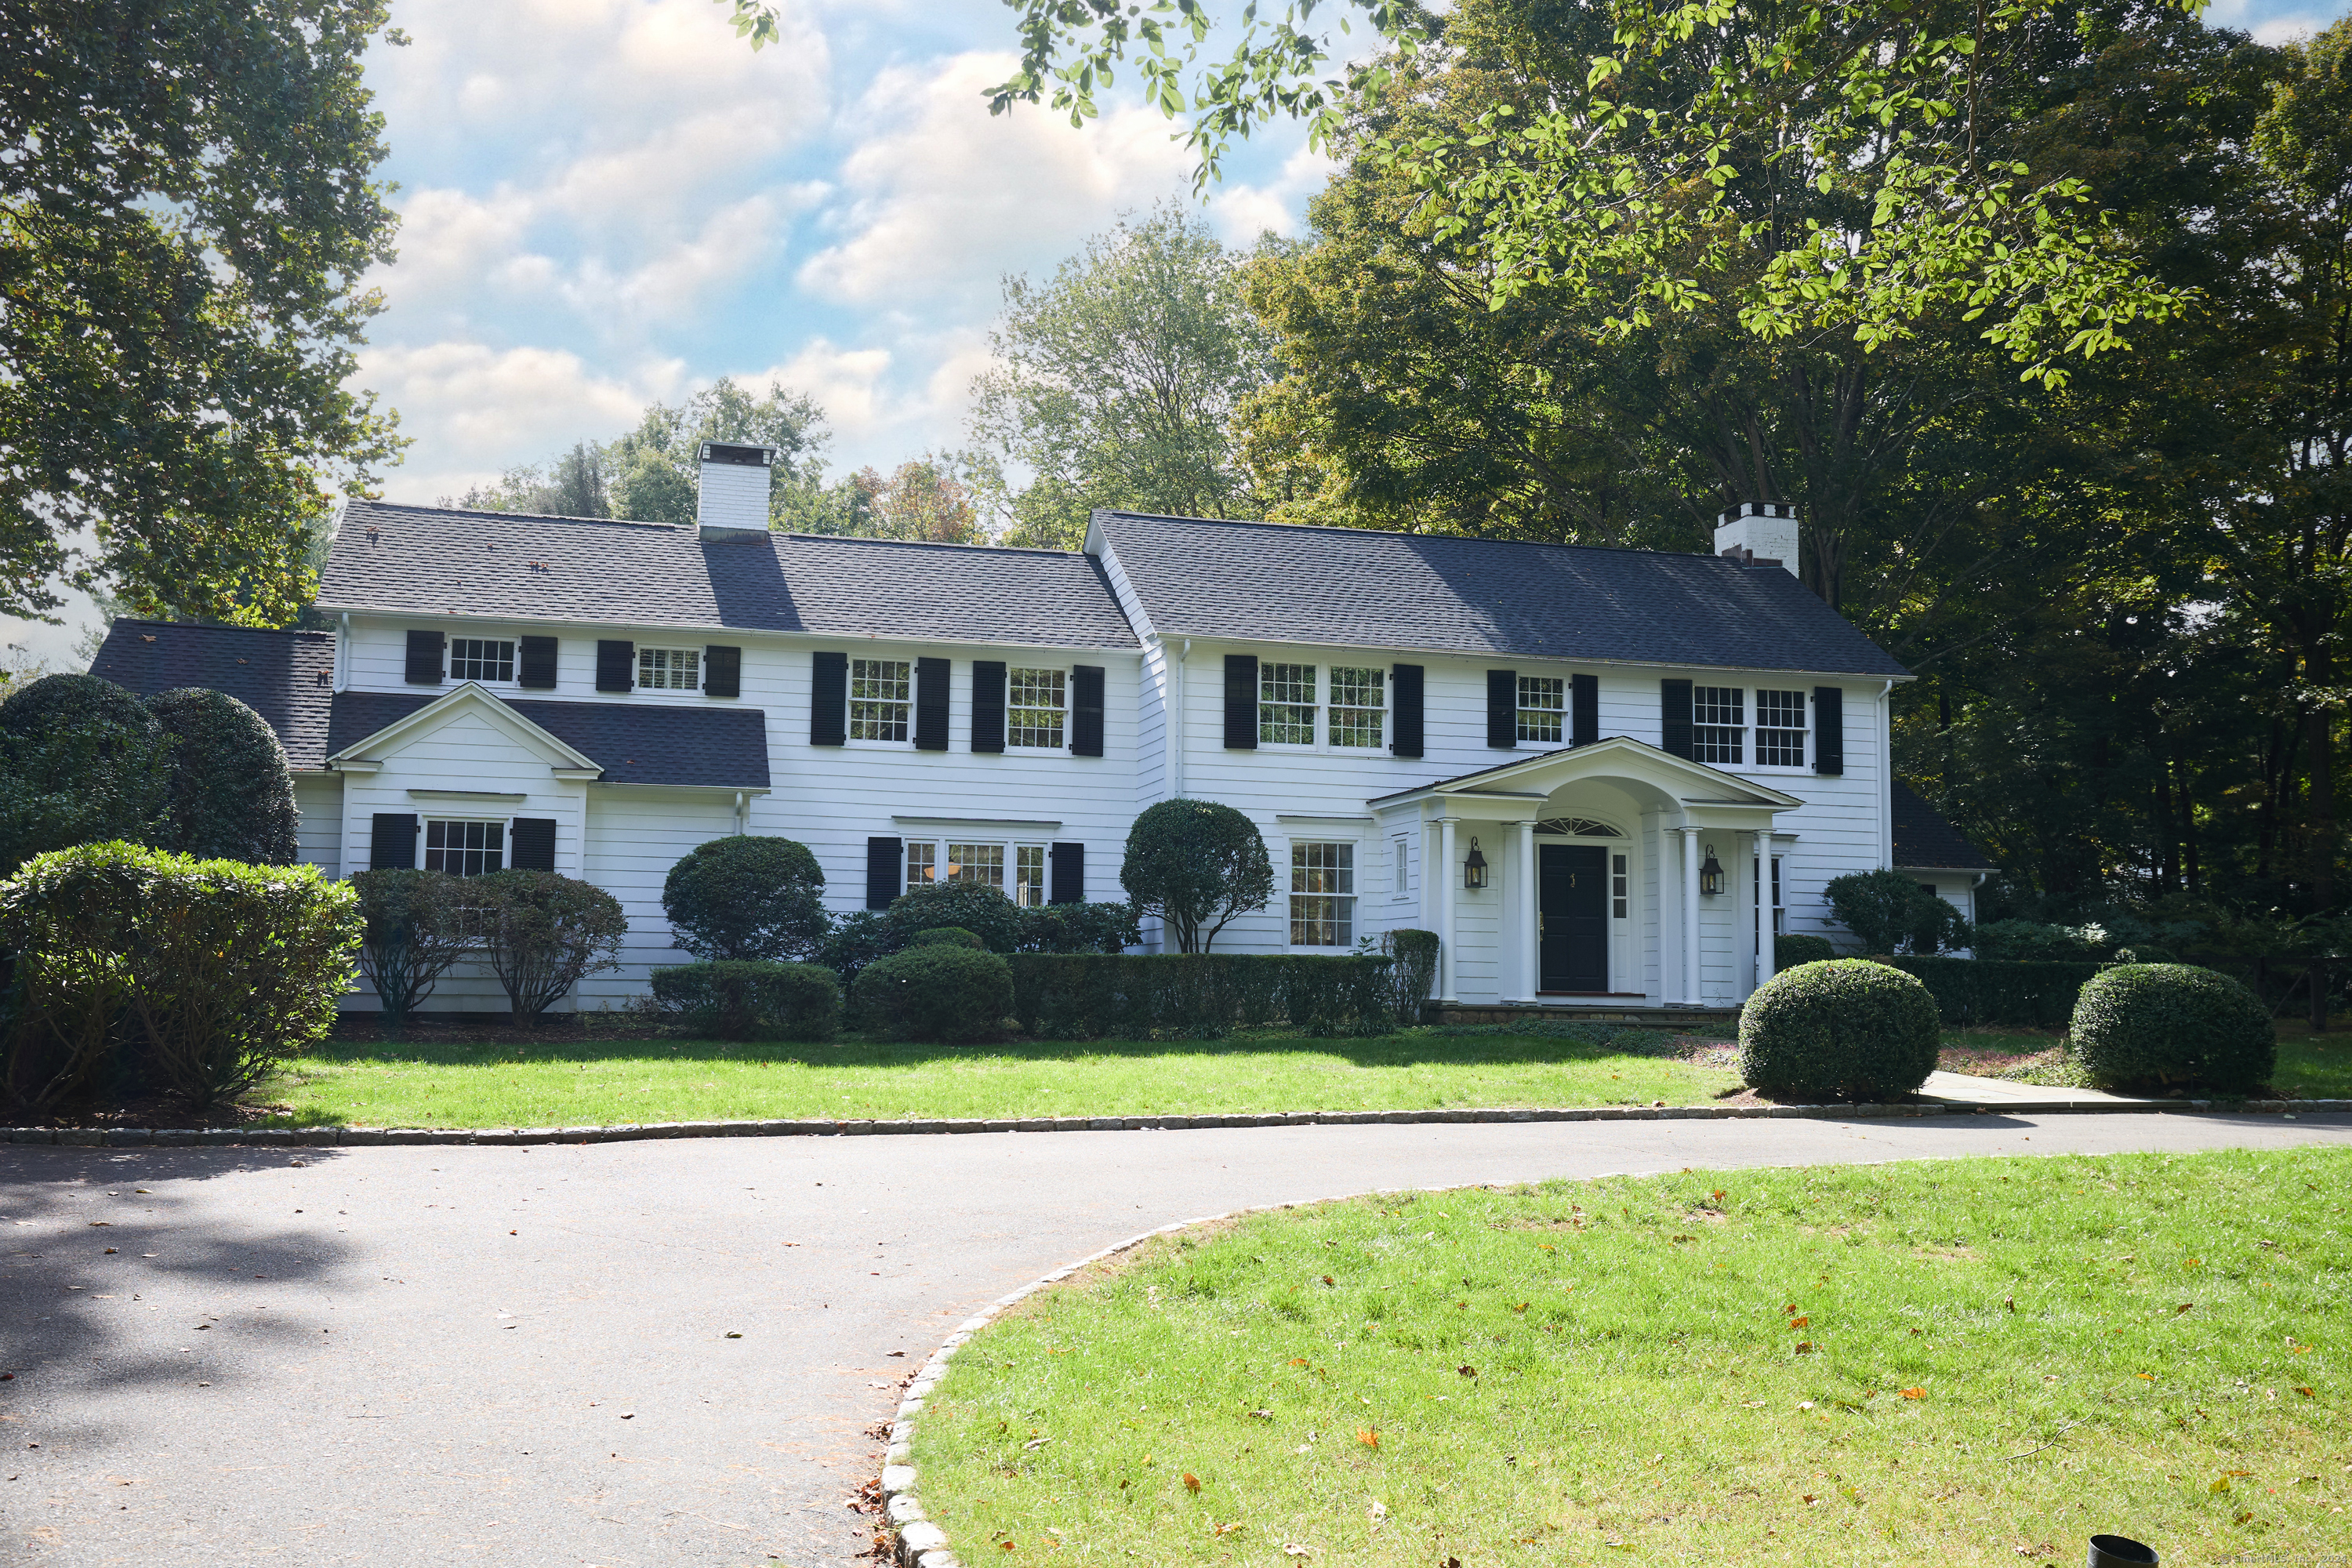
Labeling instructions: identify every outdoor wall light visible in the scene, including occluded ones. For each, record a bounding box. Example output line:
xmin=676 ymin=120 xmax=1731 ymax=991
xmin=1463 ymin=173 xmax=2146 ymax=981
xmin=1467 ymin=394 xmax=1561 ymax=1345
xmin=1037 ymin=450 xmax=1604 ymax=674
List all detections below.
xmin=1699 ymin=844 xmax=1726 ymax=897
xmin=1464 ymin=837 xmax=1488 ymax=890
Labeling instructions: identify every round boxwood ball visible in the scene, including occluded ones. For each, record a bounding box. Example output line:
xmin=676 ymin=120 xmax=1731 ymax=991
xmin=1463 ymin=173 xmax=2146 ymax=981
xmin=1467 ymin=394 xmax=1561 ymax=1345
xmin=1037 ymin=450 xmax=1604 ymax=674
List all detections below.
xmin=851 ymin=944 xmax=1014 ymax=1043
xmin=2070 ymin=964 xmax=2272 ymax=1094
xmin=908 ymin=926 xmax=984 ymax=949
xmin=1737 ymin=959 xmax=1940 ymax=1101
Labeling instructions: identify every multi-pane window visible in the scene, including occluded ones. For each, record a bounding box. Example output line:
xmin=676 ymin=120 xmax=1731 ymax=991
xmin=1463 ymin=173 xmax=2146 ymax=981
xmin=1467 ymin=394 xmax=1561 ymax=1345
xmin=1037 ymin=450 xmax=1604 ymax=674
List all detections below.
xmin=1289 ymin=842 xmax=1355 ymax=947
xmin=1008 ymin=669 xmax=1066 ymax=749
xmin=448 ymin=637 xmax=514 ymax=682
xmin=424 ymin=819 xmax=504 ymax=877
xmin=1693 ymin=685 xmax=1745 ymax=764
xmin=638 ymin=646 xmax=700 ymax=691
xmin=1611 ymin=853 xmax=1628 ymax=920
xmin=1328 ymin=666 xmax=1385 ymax=749
xmin=946 ymin=843 xmax=1004 ymax=888
xmin=1014 ymin=846 xmax=1047 ymax=908
xmin=1756 ymin=689 xmax=1806 ymax=767
xmin=851 ymin=659 xmax=913 ymax=742
xmin=1518 ymin=676 xmax=1566 ymax=743
xmin=1260 ymin=663 xmax=1317 ymax=745
xmin=1392 ymin=835 xmax=1411 ymax=898
xmin=903 ymin=840 xmax=937 ymax=891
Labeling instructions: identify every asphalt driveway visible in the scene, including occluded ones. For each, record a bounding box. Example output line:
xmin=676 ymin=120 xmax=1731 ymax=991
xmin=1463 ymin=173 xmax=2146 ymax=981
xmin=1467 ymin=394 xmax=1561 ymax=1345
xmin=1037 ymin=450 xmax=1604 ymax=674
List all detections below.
xmin=5 ymin=1110 xmax=2347 ymax=1566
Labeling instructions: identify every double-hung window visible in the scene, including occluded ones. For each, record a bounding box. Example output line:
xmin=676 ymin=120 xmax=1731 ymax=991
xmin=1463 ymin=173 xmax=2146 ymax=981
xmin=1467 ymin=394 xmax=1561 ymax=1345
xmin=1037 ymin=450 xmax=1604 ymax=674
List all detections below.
xmin=851 ymin=658 xmax=912 ymax=741
xmin=1258 ymin=663 xmax=1387 ymax=749
xmin=1328 ymin=666 xmax=1385 ymax=748
xmin=449 ymin=637 xmax=514 ymax=683
xmin=1008 ymin=669 xmax=1066 ymax=749
xmin=1289 ymin=842 xmax=1355 ymax=946
xmin=1693 ymin=685 xmax=1744 ymax=764
xmin=1755 ymin=689 xmax=1806 ymax=767
xmin=425 ymin=819 xmax=504 ymax=877
xmin=1260 ymin=663 xmax=1316 ymax=745
xmin=638 ymin=646 xmax=700 ymax=691
xmin=1518 ymin=676 xmax=1565 ymax=743
xmin=904 ymin=838 xmax=1051 ymax=907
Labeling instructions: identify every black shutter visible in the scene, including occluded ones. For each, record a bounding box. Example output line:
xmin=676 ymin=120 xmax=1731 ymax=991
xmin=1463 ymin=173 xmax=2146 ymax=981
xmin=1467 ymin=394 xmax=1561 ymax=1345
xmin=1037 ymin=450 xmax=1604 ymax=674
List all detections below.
xmin=866 ymin=837 xmax=902 ymax=909
xmin=1661 ymin=678 xmax=1694 ymax=758
xmin=1486 ymin=669 xmax=1517 ymax=748
xmin=1050 ymin=841 xmax=1085 ymax=905
xmin=1813 ymin=685 xmax=1845 ymax=775
xmin=811 ymin=652 xmax=848 ymax=746
xmin=1071 ymin=665 xmax=1105 ymax=757
xmin=595 ymin=639 xmax=634 ymax=692
xmin=509 ymin=817 xmax=557 ymax=872
xmin=368 ymin=812 xmax=417 ymax=870
xmin=971 ymin=660 xmax=1007 ymax=753
xmin=517 ymin=635 xmax=558 ymax=690
xmin=703 ymin=644 xmax=741 ymax=699
xmin=913 ymin=656 xmax=949 ymax=750
xmin=1390 ymin=663 xmax=1424 ymax=757
xmin=1571 ymin=673 xmax=1599 ymax=746
xmin=404 ymin=630 xmax=444 ymax=685
xmin=1223 ymin=655 xmax=1258 ymax=750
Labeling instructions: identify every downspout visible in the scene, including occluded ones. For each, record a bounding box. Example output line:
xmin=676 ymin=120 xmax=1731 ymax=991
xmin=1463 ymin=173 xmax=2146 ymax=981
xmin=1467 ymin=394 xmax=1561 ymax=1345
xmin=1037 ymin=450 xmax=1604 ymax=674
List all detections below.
xmin=1170 ymin=637 xmax=1190 ymax=800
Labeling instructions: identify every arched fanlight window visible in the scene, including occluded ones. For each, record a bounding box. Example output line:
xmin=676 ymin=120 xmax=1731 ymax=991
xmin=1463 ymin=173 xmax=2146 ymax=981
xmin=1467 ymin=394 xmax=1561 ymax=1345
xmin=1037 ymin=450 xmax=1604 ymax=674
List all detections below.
xmin=1534 ymin=817 xmax=1622 ymax=838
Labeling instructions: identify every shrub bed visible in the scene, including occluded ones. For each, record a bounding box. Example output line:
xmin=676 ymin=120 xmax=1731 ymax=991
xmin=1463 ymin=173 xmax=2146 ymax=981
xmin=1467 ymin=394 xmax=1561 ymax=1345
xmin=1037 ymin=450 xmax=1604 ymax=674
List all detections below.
xmin=2071 ymin=964 xmax=2274 ymax=1094
xmin=1007 ymin=953 xmax=1395 ymax=1040
xmin=1738 ymin=958 xmax=1940 ymax=1101
xmin=650 ymin=960 xmax=840 ymax=1041
xmin=852 ymin=945 xmax=1016 ymax=1043
xmin=1886 ymin=955 xmax=2107 ymax=1027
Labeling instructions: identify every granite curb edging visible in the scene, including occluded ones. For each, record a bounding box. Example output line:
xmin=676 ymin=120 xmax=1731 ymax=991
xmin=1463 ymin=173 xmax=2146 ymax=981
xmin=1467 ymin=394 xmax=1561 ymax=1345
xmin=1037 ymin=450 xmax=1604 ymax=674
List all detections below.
xmin=4 ymin=1098 xmax=2345 ymax=1148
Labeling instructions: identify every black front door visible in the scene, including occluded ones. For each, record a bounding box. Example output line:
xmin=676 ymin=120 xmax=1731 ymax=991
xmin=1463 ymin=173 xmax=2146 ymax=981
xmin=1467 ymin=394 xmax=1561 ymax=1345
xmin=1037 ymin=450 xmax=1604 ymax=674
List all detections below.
xmin=1539 ymin=844 xmax=1609 ymax=993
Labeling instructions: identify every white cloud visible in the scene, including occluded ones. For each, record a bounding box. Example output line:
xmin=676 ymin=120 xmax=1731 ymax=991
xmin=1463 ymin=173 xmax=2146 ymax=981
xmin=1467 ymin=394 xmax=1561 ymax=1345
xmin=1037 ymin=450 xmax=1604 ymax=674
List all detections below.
xmin=358 ymin=341 xmax=678 ymax=499
xmin=1209 ymin=145 xmax=1338 ymax=244
xmin=797 ymin=52 xmax=1192 ymax=307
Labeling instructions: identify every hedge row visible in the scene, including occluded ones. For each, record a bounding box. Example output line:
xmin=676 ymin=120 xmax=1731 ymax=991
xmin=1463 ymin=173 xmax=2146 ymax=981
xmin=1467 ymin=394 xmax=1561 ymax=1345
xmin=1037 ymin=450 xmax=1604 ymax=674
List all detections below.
xmin=1007 ymin=953 xmax=1397 ymax=1039
xmin=1882 ymin=956 xmax=2110 ymax=1027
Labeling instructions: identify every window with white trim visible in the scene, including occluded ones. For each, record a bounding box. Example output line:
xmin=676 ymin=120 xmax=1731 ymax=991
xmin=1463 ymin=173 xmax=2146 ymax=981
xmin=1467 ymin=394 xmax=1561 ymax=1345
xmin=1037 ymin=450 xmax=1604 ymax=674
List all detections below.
xmin=1328 ymin=666 xmax=1385 ymax=748
xmin=903 ymin=841 xmax=936 ymax=891
xmin=1756 ymin=689 xmax=1806 ymax=767
xmin=1517 ymin=676 xmax=1565 ymax=743
xmin=449 ymin=637 xmax=514 ymax=682
xmin=1392 ymin=834 xmax=1411 ymax=898
xmin=1693 ymin=685 xmax=1744 ymax=764
xmin=1260 ymin=662 xmax=1316 ymax=745
xmin=1289 ymin=841 xmax=1355 ymax=946
xmin=946 ymin=843 xmax=1004 ymax=889
xmin=903 ymin=838 xmax=1051 ymax=906
xmin=424 ymin=818 xmax=504 ymax=877
xmin=1007 ymin=668 xmax=1066 ymax=749
xmin=637 ymin=646 xmax=700 ymax=691
xmin=1014 ymin=845 xmax=1047 ymax=907
xmin=851 ymin=658 xmax=912 ymax=741
xmin=1611 ymin=853 xmax=1628 ymax=920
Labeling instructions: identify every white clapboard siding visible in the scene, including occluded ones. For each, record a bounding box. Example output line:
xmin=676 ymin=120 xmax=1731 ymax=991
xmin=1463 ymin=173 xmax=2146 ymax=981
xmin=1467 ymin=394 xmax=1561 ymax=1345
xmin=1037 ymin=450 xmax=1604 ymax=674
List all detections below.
xmin=292 ymin=774 xmax=343 ymax=877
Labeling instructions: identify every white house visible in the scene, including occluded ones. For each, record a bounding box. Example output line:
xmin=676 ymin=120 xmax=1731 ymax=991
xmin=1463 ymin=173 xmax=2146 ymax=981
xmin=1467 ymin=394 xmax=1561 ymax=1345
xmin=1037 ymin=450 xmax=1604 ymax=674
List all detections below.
xmin=90 ymin=445 xmax=1978 ymax=1014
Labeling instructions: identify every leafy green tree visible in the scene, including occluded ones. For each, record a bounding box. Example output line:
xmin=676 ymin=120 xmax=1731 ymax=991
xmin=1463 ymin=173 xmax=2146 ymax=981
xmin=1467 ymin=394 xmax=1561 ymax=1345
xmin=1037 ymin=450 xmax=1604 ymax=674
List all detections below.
xmin=0 ymin=675 xmax=170 ymax=876
xmin=968 ymin=203 xmax=1277 ymax=548
xmin=1121 ymin=799 xmax=1275 ymax=953
xmin=608 ymin=377 xmax=831 ymax=528
xmin=1824 ymin=869 xmax=1965 ymax=956
xmin=146 ymin=688 xmax=298 ymax=865
xmin=2 ymin=1 xmax=406 ymax=626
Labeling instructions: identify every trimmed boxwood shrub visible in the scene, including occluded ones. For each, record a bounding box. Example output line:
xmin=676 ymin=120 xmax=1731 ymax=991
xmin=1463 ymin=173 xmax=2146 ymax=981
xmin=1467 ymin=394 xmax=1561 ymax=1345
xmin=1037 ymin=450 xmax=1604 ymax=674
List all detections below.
xmin=474 ymin=870 xmax=627 ymax=1026
xmin=146 ymin=687 xmax=298 ymax=864
xmin=1006 ymin=953 xmax=1394 ymax=1040
xmin=879 ymin=881 xmax=1028 ymax=953
xmin=909 ymin=927 xmax=983 ymax=949
xmin=2070 ymin=964 xmax=2273 ymax=1094
xmin=661 ymin=836 xmax=828 ymax=961
xmin=852 ymin=945 xmax=1015 ymax=1044
xmin=0 ymin=674 xmax=170 ymax=877
xmin=1886 ymin=956 xmax=2107 ymax=1027
xmin=1773 ymin=934 xmax=1836 ymax=969
xmin=0 ymin=841 xmax=146 ymax=1114
xmin=1738 ymin=958 xmax=1941 ymax=1102
xmin=651 ymin=960 xmax=840 ymax=1042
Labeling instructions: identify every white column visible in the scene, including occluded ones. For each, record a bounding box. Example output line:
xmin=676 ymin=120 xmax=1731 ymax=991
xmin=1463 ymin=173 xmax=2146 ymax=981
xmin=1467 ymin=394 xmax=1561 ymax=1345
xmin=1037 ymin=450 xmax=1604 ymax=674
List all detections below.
xmin=1682 ymin=826 xmax=1702 ymax=1006
xmin=1751 ymin=829 xmax=1776 ymax=994
xmin=1439 ymin=816 xmax=1458 ymax=1003
xmin=1517 ymin=818 xmax=1540 ymax=1002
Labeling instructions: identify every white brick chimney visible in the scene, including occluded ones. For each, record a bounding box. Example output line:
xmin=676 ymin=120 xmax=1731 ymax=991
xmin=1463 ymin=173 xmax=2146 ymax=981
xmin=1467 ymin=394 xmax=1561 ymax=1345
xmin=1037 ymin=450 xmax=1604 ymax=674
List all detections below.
xmin=697 ymin=442 xmax=777 ymax=537
xmin=1714 ymin=501 xmax=1798 ymax=573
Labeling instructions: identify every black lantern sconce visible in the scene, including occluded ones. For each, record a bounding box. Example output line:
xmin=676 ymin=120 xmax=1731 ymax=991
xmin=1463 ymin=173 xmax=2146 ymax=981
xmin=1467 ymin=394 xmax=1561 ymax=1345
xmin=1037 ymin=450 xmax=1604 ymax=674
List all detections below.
xmin=1699 ymin=843 xmax=1726 ymax=897
xmin=1464 ymin=837 xmax=1489 ymax=890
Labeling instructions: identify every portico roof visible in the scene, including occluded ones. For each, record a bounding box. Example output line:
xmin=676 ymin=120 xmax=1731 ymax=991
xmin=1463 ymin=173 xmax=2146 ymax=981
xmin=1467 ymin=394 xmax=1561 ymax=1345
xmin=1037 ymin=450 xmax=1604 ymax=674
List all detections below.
xmin=1366 ymin=736 xmax=1805 ymax=811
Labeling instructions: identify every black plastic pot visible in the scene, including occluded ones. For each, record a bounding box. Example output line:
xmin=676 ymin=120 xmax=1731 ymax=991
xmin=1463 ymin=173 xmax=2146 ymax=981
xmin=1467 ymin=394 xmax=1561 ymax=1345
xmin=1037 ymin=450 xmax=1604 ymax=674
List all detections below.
xmin=2088 ymin=1536 xmax=2158 ymax=1567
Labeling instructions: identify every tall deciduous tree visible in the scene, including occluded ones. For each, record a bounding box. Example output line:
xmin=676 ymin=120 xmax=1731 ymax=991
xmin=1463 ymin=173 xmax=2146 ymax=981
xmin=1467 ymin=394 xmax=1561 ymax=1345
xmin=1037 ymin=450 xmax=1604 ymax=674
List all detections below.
xmin=2 ymin=1 xmax=407 ymax=625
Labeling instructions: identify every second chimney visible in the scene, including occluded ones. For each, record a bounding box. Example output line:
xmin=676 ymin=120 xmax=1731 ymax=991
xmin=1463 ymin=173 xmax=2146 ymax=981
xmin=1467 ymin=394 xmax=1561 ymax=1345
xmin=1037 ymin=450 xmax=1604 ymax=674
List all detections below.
xmin=1715 ymin=501 xmax=1798 ymax=573
xmin=697 ymin=442 xmax=777 ymax=537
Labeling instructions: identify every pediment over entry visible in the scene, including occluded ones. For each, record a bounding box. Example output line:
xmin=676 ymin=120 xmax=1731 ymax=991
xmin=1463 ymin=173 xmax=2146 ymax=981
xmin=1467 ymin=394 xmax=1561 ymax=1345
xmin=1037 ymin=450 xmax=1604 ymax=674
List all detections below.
xmin=1367 ymin=735 xmax=1802 ymax=826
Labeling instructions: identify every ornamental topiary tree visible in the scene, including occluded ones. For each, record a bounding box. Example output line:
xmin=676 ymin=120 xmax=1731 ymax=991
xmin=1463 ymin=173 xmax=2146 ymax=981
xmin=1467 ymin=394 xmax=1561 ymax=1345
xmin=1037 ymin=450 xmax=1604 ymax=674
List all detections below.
xmin=474 ymin=870 xmax=628 ymax=1026
xmin=1737 ymin=959 xmax=1941 ymax=1102
xmin=1120 ymin=798 xmax=1273 ymax=953
xmin=661 ymin=835 xmax=829 ymax=960
xmin=145 ymin=687 xmax=299 ymax=864
xmin=2070 ymin=964 xmax=2274 ymax=1094
xmin=1823 ymin=869 xmax=1965 ymax=954
xmin=0 ymin=674 xmax=171 ymax=876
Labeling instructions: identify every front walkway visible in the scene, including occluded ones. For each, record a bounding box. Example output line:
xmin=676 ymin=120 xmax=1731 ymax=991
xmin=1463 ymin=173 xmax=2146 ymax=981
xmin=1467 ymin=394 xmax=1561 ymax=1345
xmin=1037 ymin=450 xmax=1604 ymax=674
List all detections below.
xmin=1921 ymin=1070 xmax=2171 ymax=1108
xmin=4 ymin=1113 xmax=2345 ymax=1566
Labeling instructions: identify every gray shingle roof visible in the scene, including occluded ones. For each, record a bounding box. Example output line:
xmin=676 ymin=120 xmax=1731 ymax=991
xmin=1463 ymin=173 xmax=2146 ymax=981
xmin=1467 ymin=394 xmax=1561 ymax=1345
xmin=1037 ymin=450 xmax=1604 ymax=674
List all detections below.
xmin=1893 ymin=781 xmax=1995 ymax=871
xmin=1091 ymin=511 xmax=1909 ymax=677
xmin=321 ymin=501 xmax=1138 ymax=649
xmin=328 ymin=691 xmax=771 ymax=789
xmin=89 ymin=620 xmax=337 ymax=769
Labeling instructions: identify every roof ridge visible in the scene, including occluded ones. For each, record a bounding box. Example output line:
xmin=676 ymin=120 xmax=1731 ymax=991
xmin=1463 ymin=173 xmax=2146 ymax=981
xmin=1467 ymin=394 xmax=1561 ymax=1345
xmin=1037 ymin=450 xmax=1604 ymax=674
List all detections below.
xmin=346 ymin=499 xmax=682 ymax=531
xmin=1094 ymin=509 xmax=1734 ymax=564
xmin=779 ymin=532 xmax=1084 ymax=560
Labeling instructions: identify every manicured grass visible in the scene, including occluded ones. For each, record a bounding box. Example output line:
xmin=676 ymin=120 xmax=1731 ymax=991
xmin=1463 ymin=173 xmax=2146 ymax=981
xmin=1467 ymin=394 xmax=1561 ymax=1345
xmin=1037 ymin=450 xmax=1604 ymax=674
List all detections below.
xmin=913 ymin=1147 xmax=2350 ymax=1566
xmin=246 ymin=1029 xmax=1736 ymax=1129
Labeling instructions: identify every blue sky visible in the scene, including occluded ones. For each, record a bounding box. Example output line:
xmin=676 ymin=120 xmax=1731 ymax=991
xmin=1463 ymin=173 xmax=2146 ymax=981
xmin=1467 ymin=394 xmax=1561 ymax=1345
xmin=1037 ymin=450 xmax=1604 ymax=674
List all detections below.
xmin=6 ymin=0 xmax=2347 ymax=664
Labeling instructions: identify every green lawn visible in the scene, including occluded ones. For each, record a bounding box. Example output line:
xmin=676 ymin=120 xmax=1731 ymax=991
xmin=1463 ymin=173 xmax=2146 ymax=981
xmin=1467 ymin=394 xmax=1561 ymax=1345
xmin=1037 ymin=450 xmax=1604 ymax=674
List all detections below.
xmin=911 ymin=1147 xmax=2350 ymax=1566
xmin=247 ymin=1028 xmax=1737 ymax=1129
